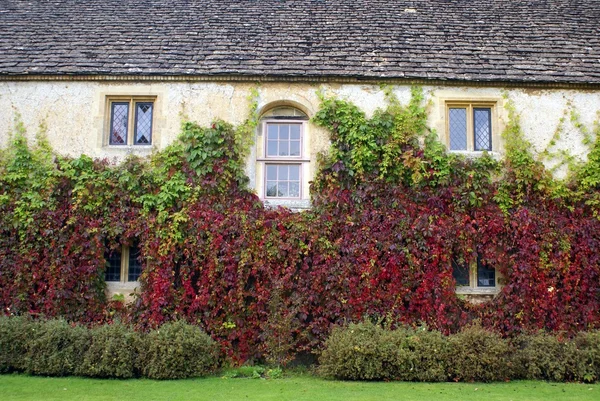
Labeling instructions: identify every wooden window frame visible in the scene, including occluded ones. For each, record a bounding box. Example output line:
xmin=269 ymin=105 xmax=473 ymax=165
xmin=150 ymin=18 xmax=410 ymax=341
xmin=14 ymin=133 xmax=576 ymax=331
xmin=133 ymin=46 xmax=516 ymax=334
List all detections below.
xmin=105 ymin=244 xmax=142 ymax=284
xmin=446 ymin=101 xmax=496 ymax=153
xmin=453 ymin=255 xmax=499 ymax=295
xmin=106 ymin=96 xmax=156 ymax=146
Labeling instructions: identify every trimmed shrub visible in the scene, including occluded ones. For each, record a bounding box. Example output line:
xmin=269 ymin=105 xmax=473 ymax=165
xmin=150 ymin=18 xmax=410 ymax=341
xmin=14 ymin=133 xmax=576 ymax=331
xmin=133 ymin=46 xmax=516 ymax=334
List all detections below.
xmin=575 ymin=331 xmax=600 ymax=383
xmin=79 ymin=322 xmax=139 ymax=378
xmin=25 ymin=319 xmax=91 ymax=376
xmin=137 ymin=320 xmax=220 ymax=379
xmin=513 ymin=332 xmax=580 ymax=381
xmin=447 ymin=324 xmax=513 ymax=382
xmin=404 ymin=329 xmax=451 ymax=382
xmin=319 ymin=321 xmax=411 ymax=380
xmin=0 ymin=315 xmax=36 ymax=372
xmin=318 ymin=321 xmax=453 ymax=381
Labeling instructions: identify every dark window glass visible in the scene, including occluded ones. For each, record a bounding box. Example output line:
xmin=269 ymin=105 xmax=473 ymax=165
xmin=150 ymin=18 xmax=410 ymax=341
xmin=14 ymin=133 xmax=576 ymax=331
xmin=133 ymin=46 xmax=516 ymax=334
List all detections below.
xmin=452 ymin=259 xmax=470 ymax=286
xmin=105 ymin=248 xmax=122 ymax=282
xmin=134 ymin=102 xmax=153 ymax=145
xmin=449 ymin=108 xmax=467 ymax=151
xmin=128 ymin=242 xmax=142 ymax=282
xmin=473 ymin=108 xmax=492 ymax=151
xmin=477 ymin=256 xmax=496 ymax=287
xmin=110 ymin=103 xmax=129 ymax=145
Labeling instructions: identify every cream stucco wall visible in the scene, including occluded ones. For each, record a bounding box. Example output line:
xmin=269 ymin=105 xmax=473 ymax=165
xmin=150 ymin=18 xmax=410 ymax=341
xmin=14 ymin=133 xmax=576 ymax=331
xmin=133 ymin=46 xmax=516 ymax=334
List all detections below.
xmin=1 ymin=80 xmax=600 ymax=200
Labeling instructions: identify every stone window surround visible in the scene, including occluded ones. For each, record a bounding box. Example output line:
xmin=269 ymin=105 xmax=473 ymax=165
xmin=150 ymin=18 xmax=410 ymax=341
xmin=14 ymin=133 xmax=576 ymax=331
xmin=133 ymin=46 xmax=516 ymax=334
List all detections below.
xmin=105 ymin=244 xmax=141 ymax=298
xmin=433 ymin=95 xmax=504 ymax=157
xmin=453 ymin=256 xmax=502 ymax=296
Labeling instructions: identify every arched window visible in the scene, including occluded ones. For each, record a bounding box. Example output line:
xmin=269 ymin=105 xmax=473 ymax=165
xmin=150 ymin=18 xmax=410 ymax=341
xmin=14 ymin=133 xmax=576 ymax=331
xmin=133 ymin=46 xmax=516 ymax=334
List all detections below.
xmin=257 ymin=106 xmax=310 ymax=203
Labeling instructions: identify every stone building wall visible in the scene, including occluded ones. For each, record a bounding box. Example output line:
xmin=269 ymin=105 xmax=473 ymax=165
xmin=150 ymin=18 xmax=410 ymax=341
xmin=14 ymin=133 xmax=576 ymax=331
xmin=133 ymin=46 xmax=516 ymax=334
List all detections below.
xmin=1 ymin=79 xmax=599 ymax=301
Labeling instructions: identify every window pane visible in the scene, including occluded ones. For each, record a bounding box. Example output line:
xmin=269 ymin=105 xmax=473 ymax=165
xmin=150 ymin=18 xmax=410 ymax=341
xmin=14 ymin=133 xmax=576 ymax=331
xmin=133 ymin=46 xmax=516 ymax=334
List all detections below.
xmin=105 ymin=248 xmax=122 ymax=282
xmin=267 ymin=124 xmax=278 ymax=140
xmin=110 ymin=103 xmax=129 ymax=145
xmin=279 ymin=124 xmax=289 ymax=140
xmin=278 ymin=182 xmax=289 ymax=197
xmin=267 ymin=140 xmax=278 ymax=157
xmin=289 ymin=182 xmax=300 ymax=198
xmin=279 ymin=165 xmax=288 ymax=179
xmin=290 ymin=140 xmax=301 ymax=157
xmin=477 ymin=256 xmax=496 ymax=287
xmin=289 ymin=165 xmax=300 ymax=180
xmin=128 ymin=243 xmax=142 ymax=281
xmin=474 ymin=108 xmax=492 ymax=151
xmin=452 ymin=259 xmax=470 ymax=286
xmin=266 ymin=165 xmax=278 ymax=180
xmin=290 ymin=124 xmax=301 ymax=140
xmin=134 ymin=102 xmax=153 ymax=145
xmin=449 ymin=108 xmax=467 ymax=151
xmin=266 ymin=181 xmax=278 ymax=197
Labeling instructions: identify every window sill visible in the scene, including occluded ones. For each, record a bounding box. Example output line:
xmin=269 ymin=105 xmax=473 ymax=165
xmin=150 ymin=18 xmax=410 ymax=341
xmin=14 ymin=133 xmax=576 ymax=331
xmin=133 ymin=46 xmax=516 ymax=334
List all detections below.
xmin=263 ymin=198 xmax=311 ymax=211
xmin=106 ymin=281 xmax=139 ymax=297
xmin=448 ymin=150 xmax=501 ymax=160
xmin=455 ymin=286 xmax=499 ymax=295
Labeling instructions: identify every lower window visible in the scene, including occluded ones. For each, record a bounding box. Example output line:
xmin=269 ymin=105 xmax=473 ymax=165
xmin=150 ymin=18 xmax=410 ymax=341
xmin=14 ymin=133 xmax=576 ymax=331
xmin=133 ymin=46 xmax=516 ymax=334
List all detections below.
xmin=452 ymin=255 xmax=497 ymax=293
xmin=265 ymin=164 xmax=301 ymax=198
xmin=105 ymin=242 xmax=142 ymax=283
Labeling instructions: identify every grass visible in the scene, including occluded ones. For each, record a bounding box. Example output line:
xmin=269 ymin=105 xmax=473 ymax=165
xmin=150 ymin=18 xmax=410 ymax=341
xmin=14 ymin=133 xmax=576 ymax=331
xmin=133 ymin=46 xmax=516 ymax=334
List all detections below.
xmin=1 ymin=373 xmax=598 ymax=401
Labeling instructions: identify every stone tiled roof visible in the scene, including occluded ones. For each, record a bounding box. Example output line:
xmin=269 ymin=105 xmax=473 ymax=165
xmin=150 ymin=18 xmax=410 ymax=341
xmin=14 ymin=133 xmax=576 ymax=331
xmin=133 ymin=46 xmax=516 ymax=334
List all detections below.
xmin=1 ymin=0 xmax=599 ymax=84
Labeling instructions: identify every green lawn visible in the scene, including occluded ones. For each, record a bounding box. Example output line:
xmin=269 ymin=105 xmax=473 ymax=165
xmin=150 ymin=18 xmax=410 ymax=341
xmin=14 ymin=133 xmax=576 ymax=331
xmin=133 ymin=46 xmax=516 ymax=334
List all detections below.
xmin=1 ymin=374 xmax=597 ymax=401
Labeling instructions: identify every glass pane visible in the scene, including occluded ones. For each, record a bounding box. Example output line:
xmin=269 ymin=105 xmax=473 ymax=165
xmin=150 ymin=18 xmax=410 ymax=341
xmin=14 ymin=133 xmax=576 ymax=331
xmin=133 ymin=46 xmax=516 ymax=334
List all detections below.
xmin=266 ymin=165 xmax=277 ymax=180
xmin=134 ymin=103 xmax=153 ymax=145
xmin=267 ymin=124 xmax=278 ymax=140
xmin=289 ymin=182 xmax=300 ymax=197
xmin=105 ymin=248 xmax=122 ymax=282
xmin=477 ymin=256 xmax=496 ymax=287
xmin=290 ymin=124 xmax=301 ymax=140
xmin=266 ymin=181 xmax=278 ymax=197
xmin=449 ymin=108 xmax=467 ymax=151
xmin=263 ymin=107 xmax=308 ymax=119
xmin=267 ymin=140 xmax=278 ymax=157
xmin=452 ymin=259 xmax=470 ymax=286
xmin=279 ymin=165 xmax=288 ymax=179
xmin=474 ymin=108 xmax=492 ymax=151
xmin=289 ymin=140 xmax=301 ymax=156
xmin=278 ymin=182 xmax=289 ymax=197
xmin=128 ymin=243 xmax=142 ymax=282
xmin=289 ymin=165 xmax=300 ymax=180
xmin=110 ymin=103 xmax=129 ymax=145
xmin=279 ymin=124 xmax=289 ymax=140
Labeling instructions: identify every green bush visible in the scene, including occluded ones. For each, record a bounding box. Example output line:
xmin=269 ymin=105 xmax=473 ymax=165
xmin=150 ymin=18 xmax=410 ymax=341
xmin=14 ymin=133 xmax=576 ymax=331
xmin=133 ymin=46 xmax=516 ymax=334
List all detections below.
xmin=403 ymin=329 xmax=451 ymax=382
xmin=138 ymin=320 xmax=220 ymax=379
xmin=25 ymin=319 xmax=91 ymax=376
xmin=79 ymin=323 xmax=139 ymax=378
xmin=0 ymin=315 xmax=36 ymax=372
xmin=448 ymin=324 xmax=514 ymax=382
xmin=575 ymin=331 xmax=600 ymax=383
xmin=513 ymin=332 xmax=580 ymax=381
xmin=319 ymin=321 xmax=452 ymax=381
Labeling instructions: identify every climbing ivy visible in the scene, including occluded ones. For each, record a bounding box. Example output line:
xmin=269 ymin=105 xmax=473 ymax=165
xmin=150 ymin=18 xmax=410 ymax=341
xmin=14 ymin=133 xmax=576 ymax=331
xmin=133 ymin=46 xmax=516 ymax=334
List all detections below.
xmin=1 ymin=85 xmax=600 ymax=364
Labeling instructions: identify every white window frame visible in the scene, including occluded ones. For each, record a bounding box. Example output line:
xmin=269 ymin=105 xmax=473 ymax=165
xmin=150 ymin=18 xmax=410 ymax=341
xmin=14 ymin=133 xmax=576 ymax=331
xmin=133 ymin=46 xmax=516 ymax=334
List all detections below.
xmin=256 ymin=108 xmax=311 ymax=206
